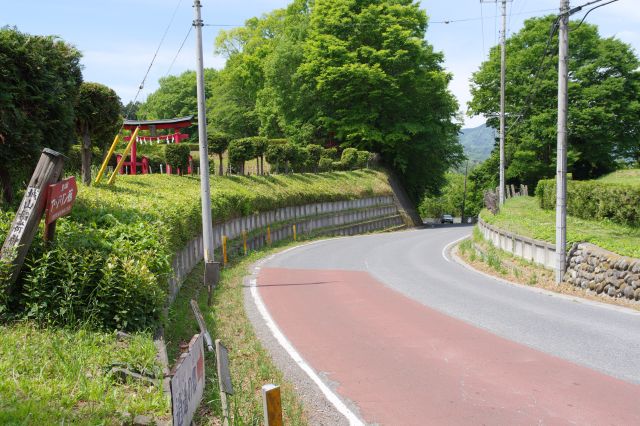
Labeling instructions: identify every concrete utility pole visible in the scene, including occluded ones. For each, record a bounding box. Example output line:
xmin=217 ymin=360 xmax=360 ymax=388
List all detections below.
xmin=499 ymin=0 xmax=507 ymax=206
xmin=193 ymin=0 xmax=215 ymax=265
xmin=481 ymin=0 xmax=511 ymax=205
xmin=555 ymin=0 xmax=570 ymax=283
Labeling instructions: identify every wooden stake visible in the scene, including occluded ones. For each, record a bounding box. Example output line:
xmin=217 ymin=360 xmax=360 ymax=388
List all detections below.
xmin=0 ymin=149 xmax=64 ymax=293
xmin=262 ymin=384 xmax=283 ymax=426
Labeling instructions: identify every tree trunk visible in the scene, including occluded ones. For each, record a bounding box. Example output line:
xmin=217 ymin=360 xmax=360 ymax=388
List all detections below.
xmin=218 ymin=153 xmax=224 ymax=176
xmin=81 ymin=126 xmax=92 ymax=185
xmin=256 ymin=157 xmax=260 ymax=175
xmin=0 ymin=165 xmax=13 ymax=205
xmin=260 ymin=156 xmax=264 ymax=175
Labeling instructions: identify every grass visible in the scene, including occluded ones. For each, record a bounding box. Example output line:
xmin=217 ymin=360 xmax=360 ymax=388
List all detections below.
xmin=480 ymin=196 xmax=640 ymax=258
xmin=0 ymin=323 xmax=168 ymax=424
xmin=164 ymin=241 xmax=309 ymax=425
xmin=597 ymin=168 xmax=640 ymax=185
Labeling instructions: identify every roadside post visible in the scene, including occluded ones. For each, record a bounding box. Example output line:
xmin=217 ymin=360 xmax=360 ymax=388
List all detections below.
xmin=0 ymin=149 xmax=65 ymax=292
xmin=170 ymin=333 xmax=206 ymax=426
xmin=262 ymin=384 xmax=283 ymax=426
xmin=190 ymin=299 xmax=213 ymax=352
xmin=215 ymin=339 xmax=234 ymax=426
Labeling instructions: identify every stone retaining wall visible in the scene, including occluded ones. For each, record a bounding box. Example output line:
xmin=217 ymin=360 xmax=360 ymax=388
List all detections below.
xmin=168 ymin=195 xmax=402 ymax=303
xmin=478 ymin=218 xmax=640 ymax=302
xmin=565 ymin=243 xmax=640 ymax=301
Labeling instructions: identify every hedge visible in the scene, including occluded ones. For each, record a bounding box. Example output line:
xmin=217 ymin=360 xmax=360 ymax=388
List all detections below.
xmin=536 ymin=178 xmax=640 ymax=227
xmin=0 ymin=171 xmax=392 ymax=331
xmin=165 ymin=144 xmax=191 ymax=173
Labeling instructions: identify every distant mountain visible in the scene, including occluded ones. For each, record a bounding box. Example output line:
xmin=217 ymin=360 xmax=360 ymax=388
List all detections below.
xmin=458 ymin=123 xmax=495 ymax=163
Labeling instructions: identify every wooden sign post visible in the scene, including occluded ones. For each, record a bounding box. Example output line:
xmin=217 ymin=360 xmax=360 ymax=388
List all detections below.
xmin=262 ymin=384 xmax=283 ymax=426
xmin=215 ymin=339 xmax=234 ymax=426
xmin=0 ymin=149 xmax=64 ymax=292
xmin=44 ymin=176 xmax=77 ymax=242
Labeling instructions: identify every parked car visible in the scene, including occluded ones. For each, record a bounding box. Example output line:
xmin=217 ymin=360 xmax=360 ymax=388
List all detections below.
xmin=441 ymin=214 xmax=454 ymax=224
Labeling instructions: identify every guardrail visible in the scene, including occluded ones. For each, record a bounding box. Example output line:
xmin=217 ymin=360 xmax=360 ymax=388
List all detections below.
xmin=477 ymin=217 xmax=556 ymax=270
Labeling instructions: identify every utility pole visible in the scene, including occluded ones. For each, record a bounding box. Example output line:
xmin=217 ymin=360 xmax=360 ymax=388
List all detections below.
xmin=555 ymin=0 xmax=569 ymax=283
xmin=193 ymin=0 xmax=216 ymax=269
xmin=461 ymin=160 xmax=469 ymax=224
xmin=481 ymin=0 xmax=510 ymax=205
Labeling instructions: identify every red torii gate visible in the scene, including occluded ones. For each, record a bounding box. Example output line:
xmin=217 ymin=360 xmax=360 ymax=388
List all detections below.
xmin=119 ymin=116 xmax=193 ymax=175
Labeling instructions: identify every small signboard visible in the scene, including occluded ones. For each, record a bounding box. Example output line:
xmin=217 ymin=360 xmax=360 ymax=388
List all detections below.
xmin=170 ymin=333 xmax=206 ymax=426
xmin=45 ymin=177 xmax=77 ymax=225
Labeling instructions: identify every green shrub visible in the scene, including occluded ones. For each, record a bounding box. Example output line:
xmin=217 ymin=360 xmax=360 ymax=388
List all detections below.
xmin=228 ymin=138 xmax=257 ymax=174
xmin=266 ymin=144 xmax=287 ymax=173
xmin=318 ymin=157 xmax=333 ymax=172
xmin=65 ymin=145 xmax=102 ymax=173
xmin=164 ymin=144 xmax=191 ymax=173
xmin=0 ymin=171 xmax=393 ymax=330
xmin=356 ymin=150 xmax=371 ymax=169
xmin=341 ymin=148 xmax=358 ymax=170
xmin=322 ymin=147 xmax=338 ymax=160
xmin=537 ymin=178 xmax=640 ymax=227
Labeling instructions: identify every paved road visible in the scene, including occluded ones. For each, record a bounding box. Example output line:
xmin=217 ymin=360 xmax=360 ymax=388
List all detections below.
xmin=252 ymin=226 xmax=640 ymax=425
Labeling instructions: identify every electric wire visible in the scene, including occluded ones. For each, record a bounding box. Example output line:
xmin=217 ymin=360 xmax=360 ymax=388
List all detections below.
xmin=431 ymin=8 xmax=557 ymax=24
xmin=572 ymin=0 xmax=619 ymax=30
xmin=165 ymin=25 xmax=193 ymax=77
xmin=121 ymin=0 xmax=185 ymax=123
xmin=480 ymin=1 xmax=486 ymax=58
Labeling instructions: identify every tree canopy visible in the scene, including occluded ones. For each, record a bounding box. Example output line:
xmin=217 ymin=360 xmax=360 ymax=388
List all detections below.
xmin=75 ymin=82 xmax=122 ymax=185
xmin=0 ymin=27 xmax=82 ymax=203
xmin=469 ymin=16 xmax=640 ymax=187
xmin=138 ymin=69 xmax=218 ymax=120
xmin=204 ymin=0 xmax=463 ymax=200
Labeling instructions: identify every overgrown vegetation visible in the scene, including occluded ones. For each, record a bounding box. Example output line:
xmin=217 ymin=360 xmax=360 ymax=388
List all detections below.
xmin=0 ymin=171 xmax=392 ymax=331
xmin=165 ymin=249 xmax=308 ymax=425
xmin=536 ymin=176 xmax=640 ymax=227
xmin=0 ymin=323 xmax=168 ymax=424
xmin=480 ymin=196 xmax=640 ymax=258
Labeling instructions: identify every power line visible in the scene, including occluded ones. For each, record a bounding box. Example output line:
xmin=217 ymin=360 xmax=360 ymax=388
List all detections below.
xmin=165 ymin=25 xmax=193 ymax=77
xmin=431 ymin=7 xmax=557 ymax=24
xmin=122 ymin=0 xmax=185 ymax=121
xmin=572 ymin=0 xmax=619 ymax=29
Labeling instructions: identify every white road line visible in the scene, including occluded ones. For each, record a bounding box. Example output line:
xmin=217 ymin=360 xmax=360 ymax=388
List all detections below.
xmin=441 ymin=235 xmax=471 ymax=263
xmin=249 ymin=255 xmax=364 ymax=425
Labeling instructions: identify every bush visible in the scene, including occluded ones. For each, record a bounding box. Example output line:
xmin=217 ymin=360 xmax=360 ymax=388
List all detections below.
xmin=322 ymin=147 xmax=338 ymax=160
xmin=228 ymin=138 xmax=256 ymax=174
xmin=341 ymin=148 xmax=358 ymax=170
xmin=0 ymin=171 xmax=393 ymax=330
xmin=65 ymin=145 xmax=103 ymax=173
xmin=537 ymin=178 xmax=640 ymax=227
xmin=165 ymin=144 xmax=191 ymax=174
xmin=266 ymin=143 xmax=287 ymax=173
xmin=356 ymin=150 xmax=371 ymax=169
xmin=307 ymin=144 xmax=324 ymax=172
xmin=318 ymin=157 xmax=334 ymax=172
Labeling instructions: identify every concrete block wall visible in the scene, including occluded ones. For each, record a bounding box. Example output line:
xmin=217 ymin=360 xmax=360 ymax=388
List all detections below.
xmin=167 ymin=195 xmax=401 ymax=302
xmin=477 ymin=218 xmax=556 ymax=269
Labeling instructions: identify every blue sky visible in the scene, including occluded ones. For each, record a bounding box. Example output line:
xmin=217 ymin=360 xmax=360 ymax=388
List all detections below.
xmin=3 ymin=0 xmax=639 ymax=127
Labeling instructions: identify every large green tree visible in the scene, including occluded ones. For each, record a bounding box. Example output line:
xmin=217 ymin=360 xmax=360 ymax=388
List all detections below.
xmin=0 ymin=27 xmax=82 ymax=204
xmin=469 ymin=16 xmax=640 ymax=187
xmin=138 ymin=69 xmax=218 ymax=120
xmin=75 ymin=82 xmax=121 ymax=185
xmin=293 ymin=0 xmax=463 ymax=199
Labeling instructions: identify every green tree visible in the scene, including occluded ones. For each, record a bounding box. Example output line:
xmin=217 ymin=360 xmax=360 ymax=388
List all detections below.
xmin=75 ymin=82 xmax=122 ymax=185
xmin=469 ymin=16 xmax=640 ymax=187
xmin=228 ymin=138 xmax=256 ymax=174
xmin=0 ymin=27 xmax=82 ymax=204
xmin=207 ymin=131 xmax=230 ymax=175
xmin=138 ymin=69 xmax=218 ymax=120
xmin=293 ymin=0 xmax=463 ymax=200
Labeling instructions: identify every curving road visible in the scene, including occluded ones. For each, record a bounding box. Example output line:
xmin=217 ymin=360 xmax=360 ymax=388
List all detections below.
xmin=249 ymin=226 xmax=640 ymax=425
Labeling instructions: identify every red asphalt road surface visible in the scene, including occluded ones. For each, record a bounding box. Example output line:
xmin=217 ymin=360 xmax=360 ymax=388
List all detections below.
xmin=257 ymin=267 xmax=640 ymax=425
